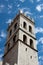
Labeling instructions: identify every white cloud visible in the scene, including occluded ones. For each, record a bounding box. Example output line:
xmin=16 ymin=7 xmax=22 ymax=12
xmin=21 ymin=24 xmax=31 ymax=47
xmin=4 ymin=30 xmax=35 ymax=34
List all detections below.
xmin=25 ymin=11 xmax=32 ymax=15
xmin=36 ymin=5 xmax=41 ymax=12
xmin=39 ymin=15 xmax=43 ymax=18
xmin=36 ymin=4 xmax=43 ymax=12
xmin=39 ymin=56 xmax=43 ymax=60
xmin=20 ymin=8 xmax=30 ymax=12
xmin=8 ymin=10 xmax=12 ymax=14
xmin=36 ymin=37 xmax=43 ymax=45
xmin=0 ymin=54 xmax=3 ymax=61
xmin=34 ymin=15 xmax=43 ymax=19
xmin=39 ymin=37 xmax=43 ymax=44
xmin=0 ymin=4 xmax=5 ymax=13
xmin=6 ymin=19 xmax=12 ymax=24
xmin=36 ymin=40 xmax=38 ymax=45
xmin=35 ymin=27 xmax=43 ymax=45
xmin=0 ymin=54 xmax=3 ymax=58
xmin=8 ymin=5 xmax=12 ymax=9
xmin=39 ymin=61 xmax=41 ymax=65
xmin=0 ymin=31 xmax=6 ymax=38
xmin=30 ymin=0 xmax=34 ymax=3
xmin=20 ymin=0 xmax=25 ymax=2
xmin=0 ymin=5 xmax=4 ymax=8
xmin=37 ymin=0 xmax=40 ymax=2
xmin=17 ymin=4 xmax=20 ymax=7
xmin=39 ymin=56 xmax=41 ymax=60
xmin=0 ymin=48 xmax=4 ymax=51
xmin=0 ymin=49 xmax=2 ymax=51
xmin=35 ymin=27 xmax=43 ymax=33
xmin=38 ymin=56 xmax=43 ymax=65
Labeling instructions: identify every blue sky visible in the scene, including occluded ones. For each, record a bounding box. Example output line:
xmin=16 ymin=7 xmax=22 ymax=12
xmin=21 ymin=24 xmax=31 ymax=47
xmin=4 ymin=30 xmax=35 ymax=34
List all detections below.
xmin=0 ymin=0 xmax=43 ymax=65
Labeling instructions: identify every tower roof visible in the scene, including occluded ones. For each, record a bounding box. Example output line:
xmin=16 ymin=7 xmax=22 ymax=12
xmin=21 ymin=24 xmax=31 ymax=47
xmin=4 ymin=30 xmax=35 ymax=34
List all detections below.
xmin=7 ymin=11 xmax=35 ymax=31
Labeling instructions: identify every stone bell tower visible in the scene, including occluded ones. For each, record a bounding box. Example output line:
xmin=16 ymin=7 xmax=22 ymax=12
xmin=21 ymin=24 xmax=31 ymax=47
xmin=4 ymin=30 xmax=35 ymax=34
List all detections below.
xmin=2 ymin=11 xmax=38 ymax=65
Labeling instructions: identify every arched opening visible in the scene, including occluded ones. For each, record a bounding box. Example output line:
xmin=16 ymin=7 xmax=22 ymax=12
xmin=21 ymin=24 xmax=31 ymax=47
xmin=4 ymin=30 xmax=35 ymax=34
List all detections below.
xmin=23 ymin=35 xmax=27 ymax=43
xmin=29 ymin=25 xmax=32 ymax=33
xmin=9 ymin=29 xmax=12 ymax=36
xmin=23 ymin=22 xmax=27 ymax=29
xmin=30 ymin=39 xmax=33 ymax=48
xmin=7 ymin=43 xmax=10 ymax=51
xmin=13 ymin=35 xmax=16 ymax=43
xmin=14 ymin=23 xmax=17 ymax=31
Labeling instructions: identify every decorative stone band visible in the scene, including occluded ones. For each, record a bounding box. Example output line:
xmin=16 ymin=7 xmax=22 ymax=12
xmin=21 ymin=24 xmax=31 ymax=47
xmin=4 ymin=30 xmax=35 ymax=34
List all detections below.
xmin=5 ymin=28 xmax=36 ymax=46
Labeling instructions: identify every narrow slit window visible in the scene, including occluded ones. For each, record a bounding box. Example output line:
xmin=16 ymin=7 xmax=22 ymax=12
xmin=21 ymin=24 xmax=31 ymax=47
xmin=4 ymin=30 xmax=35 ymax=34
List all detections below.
xmin=13 ymin=35 xmax=16 ymax=43
xmin=14 ymin=23 xmax=17 ymax=30
xmin=9 ymin=29 xmax=12 ymax=36
xmin=23 ymin=35 xmax=27 ymax=43
xmin=30 ymin=39 xmax=33 ymax=48
xmin=23 ymin=22 xmax=27 ymax=29
xmin=7 ymin=43 xmax=10 ymax=51
xmin=29 ymin=25 xmax=32 ymax=33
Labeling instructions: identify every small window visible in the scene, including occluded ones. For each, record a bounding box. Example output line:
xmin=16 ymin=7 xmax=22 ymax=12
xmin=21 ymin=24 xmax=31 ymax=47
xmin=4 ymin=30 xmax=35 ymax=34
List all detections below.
xmin=9 ymin=29 xmax=12 ymax=36
xmin=30 ymin=56 xmax=32 ymax=59
xmin=13 ymin=35 xmax=16 ymax=43
xmin=29 ymin=25 xmax=32 ymax=33
xmin=30 ymin=39 xmax=33 ymax=48
xmin=23 ymin=22 xmax=27 ymax=29
xmin=25 ymin=48 xmax=27 ymax=51
xmin=14 ymin=23 xmax=17 ymax=30
xmin=23 ymin=35 xmax=27 ymax=43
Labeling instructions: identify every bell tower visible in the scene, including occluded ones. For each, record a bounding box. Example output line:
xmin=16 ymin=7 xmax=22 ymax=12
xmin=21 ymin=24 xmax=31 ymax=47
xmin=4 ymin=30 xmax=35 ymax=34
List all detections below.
xmin=2 ymin=11 xmax=38 ymax=65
